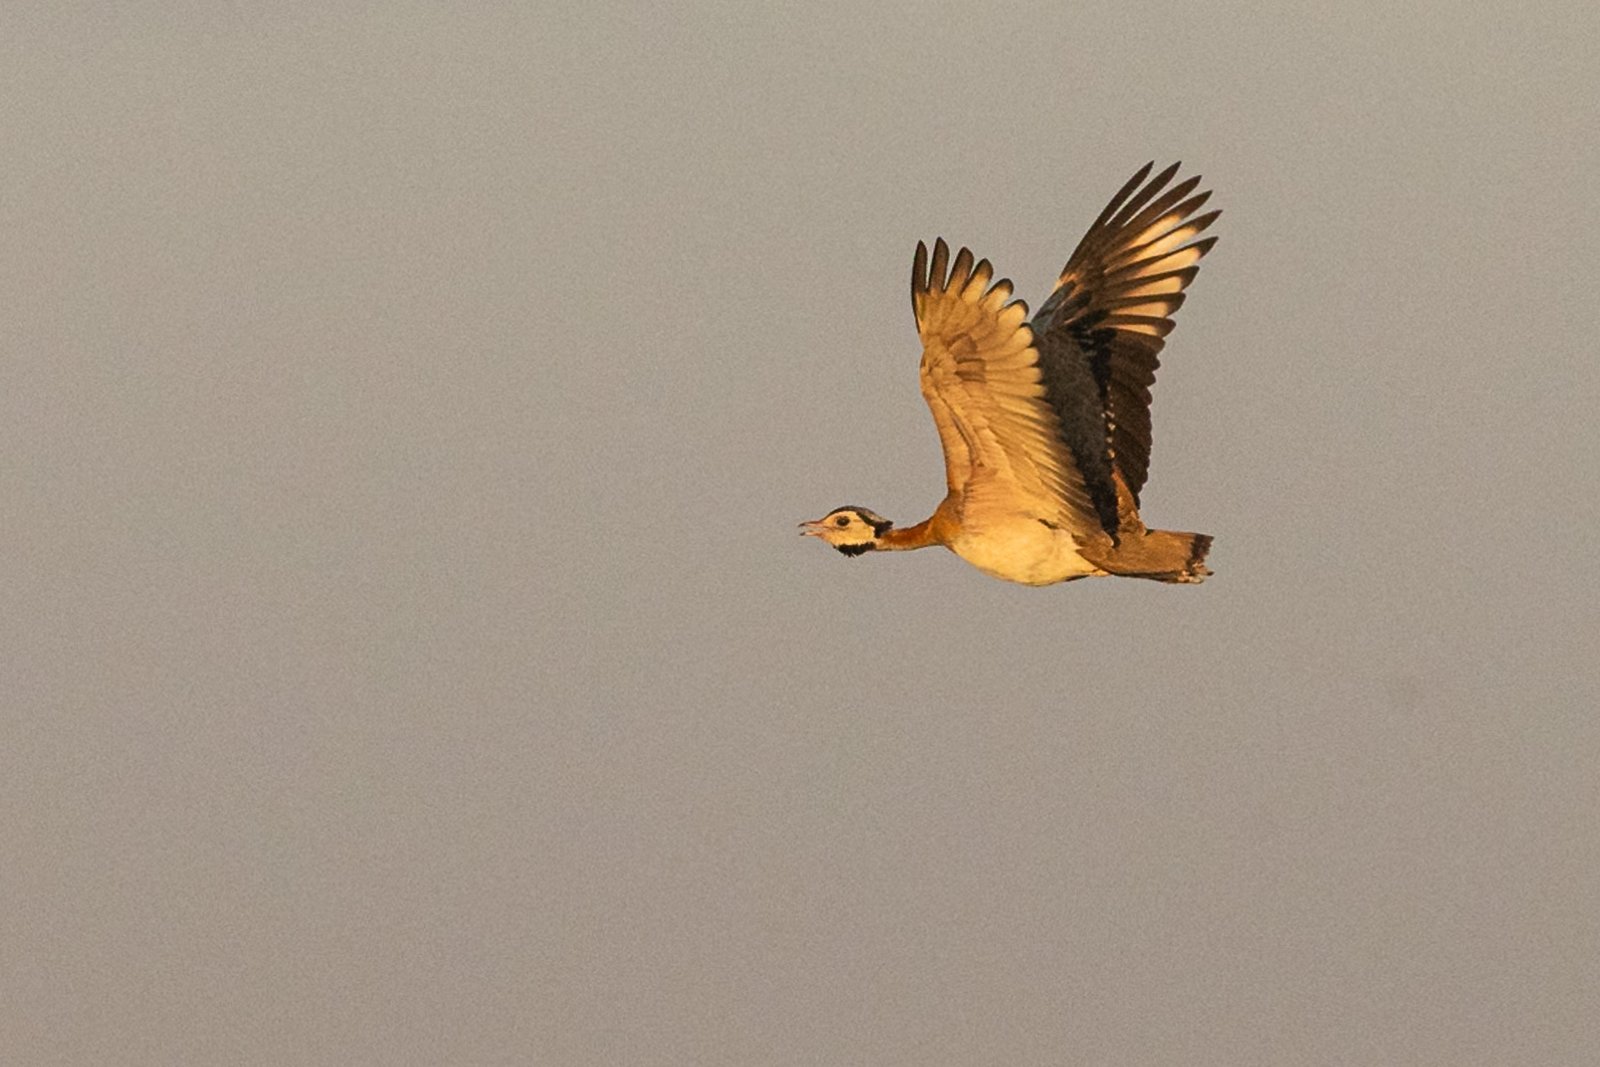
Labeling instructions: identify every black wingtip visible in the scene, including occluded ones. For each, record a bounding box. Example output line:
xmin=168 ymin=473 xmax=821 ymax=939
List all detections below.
xmin=1188 ymin=209 xmax=1223 ymax=235
xmin=930 ymin=238 xmax=950 ymax=291
xmin=1086 ymin=162 xmax=1158 ymax=237
xmin=948 ymin=246 xmax=974 ymax=288
xmin=1110 ymin=162 xmax=1183 ymax=229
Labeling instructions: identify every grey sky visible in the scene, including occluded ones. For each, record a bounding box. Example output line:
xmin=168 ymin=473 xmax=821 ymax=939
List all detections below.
xmin=3 ymin=3 xmax=1597 ymax=1064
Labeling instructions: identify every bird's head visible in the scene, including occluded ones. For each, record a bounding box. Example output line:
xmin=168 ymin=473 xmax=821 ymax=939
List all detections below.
xmin=799 ymin=506 xmax=893 ymax=556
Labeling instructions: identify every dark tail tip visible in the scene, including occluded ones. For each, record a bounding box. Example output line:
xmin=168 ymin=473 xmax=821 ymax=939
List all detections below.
xmin=1188 ymin=534 xmax=1214 ymax=576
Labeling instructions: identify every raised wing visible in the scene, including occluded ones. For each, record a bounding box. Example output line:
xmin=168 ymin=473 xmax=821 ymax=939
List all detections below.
xmin=912 ymin=238 xmax=1106 ymax=538
xmin=1033 ymin=162 xmax=1220 ymax=506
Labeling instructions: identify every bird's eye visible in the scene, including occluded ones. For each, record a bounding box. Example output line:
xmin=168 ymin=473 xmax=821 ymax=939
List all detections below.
xmin=835 ymin=516 xmax=850 ymax=527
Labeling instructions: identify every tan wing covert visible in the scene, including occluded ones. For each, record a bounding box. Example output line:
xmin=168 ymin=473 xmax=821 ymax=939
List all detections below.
xmin=912 ymin=238 xmax=1103 ymax=535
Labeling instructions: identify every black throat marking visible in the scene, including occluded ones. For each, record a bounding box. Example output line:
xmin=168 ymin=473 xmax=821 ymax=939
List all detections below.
xmin=834 ymin=543 xmax=875 ymax=557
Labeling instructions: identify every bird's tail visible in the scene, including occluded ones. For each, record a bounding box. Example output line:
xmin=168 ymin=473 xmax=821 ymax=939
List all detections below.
xmin=1103 ymin=528 xmax=1213 ymax=583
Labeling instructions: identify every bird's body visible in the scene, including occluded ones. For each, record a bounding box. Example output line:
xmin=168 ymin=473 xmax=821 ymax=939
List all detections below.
xmin=803 ymin=162 xmax=1219 ymax=586
xmin=950 ymin=510 xmax=1104 ymax=586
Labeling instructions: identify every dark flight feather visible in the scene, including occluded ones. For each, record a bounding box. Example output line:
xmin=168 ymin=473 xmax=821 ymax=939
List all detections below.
xmin=1031 ymin=163 xmax=1220 ymax=507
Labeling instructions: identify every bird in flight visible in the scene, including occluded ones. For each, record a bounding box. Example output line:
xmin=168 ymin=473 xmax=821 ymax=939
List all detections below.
xmin=802 ymin=162 xmax=1218 ymax=586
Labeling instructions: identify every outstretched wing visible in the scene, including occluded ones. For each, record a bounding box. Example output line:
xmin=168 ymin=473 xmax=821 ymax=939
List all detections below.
xmin=1033 ymin=162 xmax=1220 ymax=507
xmin=912 ymin=238 xmax=1106 ymax=538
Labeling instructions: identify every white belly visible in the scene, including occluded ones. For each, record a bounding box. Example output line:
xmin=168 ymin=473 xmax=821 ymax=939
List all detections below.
xmin=949 ymin=520 xmax=1105 ymax=586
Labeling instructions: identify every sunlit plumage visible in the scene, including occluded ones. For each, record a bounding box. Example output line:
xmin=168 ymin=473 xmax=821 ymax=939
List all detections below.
xmin=802 ymin=162 xmax=1219 ymax=586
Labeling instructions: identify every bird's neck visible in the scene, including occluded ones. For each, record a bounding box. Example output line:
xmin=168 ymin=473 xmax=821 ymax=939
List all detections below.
xmin=879 ymin=517 xmax=941 ymax=551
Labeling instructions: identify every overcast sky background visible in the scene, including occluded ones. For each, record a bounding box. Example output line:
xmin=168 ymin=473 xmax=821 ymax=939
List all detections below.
xmin=3 ymin=3 xmax=1598 ymax=1064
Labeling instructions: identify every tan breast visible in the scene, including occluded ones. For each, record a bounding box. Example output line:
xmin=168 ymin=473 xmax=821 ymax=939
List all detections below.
xmin=948 ymin=518 xmax=1105 ymax=586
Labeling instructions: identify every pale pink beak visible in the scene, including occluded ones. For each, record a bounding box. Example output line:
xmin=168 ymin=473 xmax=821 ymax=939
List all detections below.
xmin=798 ymin=518 xmax=831 ymax=538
